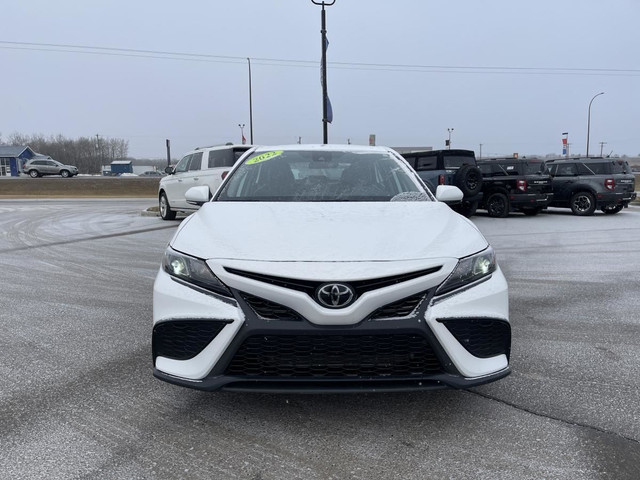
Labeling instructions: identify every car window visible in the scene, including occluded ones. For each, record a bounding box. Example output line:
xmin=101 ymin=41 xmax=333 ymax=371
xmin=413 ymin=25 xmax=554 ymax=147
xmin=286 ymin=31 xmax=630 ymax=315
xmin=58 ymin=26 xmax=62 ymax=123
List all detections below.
xmin=415 ymin=156 xmax=437 ymax=170
xmin=217 ymin=150 xmax=425 ymax=202
xmin=612 ymin=160 xmax=631 ymax=174
xmin=189 ymin=152 xmax=203 ymax=171
xmin=478 ymin=164 xmax=492 ymax=175
xmin=208 ymin=149 xmax=235 ymax=168
xmin=443 ymin=154 xmax=475 ymax=169
xmin=524 ymin=162 xmax=548 ymax=175
xmin=175 ymin=155 xmax=192 ymax=173
xmin=555 ymin=163 xmax=578 ymax=176
xmin=578 ymin=162 xmax=608 ymax=175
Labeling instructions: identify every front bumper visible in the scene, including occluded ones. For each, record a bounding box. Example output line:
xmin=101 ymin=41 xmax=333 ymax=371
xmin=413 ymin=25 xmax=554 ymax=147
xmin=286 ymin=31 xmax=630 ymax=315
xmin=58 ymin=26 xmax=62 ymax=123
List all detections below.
xmin=152 ymin=266 xmax=510 ymax=393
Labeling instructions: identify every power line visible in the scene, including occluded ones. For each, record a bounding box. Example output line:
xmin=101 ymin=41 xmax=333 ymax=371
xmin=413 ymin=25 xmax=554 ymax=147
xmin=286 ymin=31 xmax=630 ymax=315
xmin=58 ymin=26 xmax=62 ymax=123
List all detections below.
xmin=1 ymin=40 xmax=639 ymax=77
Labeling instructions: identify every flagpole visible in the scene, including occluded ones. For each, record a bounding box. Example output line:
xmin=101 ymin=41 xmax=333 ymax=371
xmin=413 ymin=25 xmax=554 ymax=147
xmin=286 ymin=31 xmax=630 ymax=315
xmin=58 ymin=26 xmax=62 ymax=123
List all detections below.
xmin=247 ymin=58 xmax=254 ymax=144
xmin=312 ymin=0 xmax=335 ymax=144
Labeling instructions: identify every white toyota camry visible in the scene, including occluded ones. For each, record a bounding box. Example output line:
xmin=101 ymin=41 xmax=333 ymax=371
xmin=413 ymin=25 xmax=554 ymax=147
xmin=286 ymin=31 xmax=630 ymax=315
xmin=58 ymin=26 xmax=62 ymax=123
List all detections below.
xmin=152 ymin=145 xmax=510 ymax=392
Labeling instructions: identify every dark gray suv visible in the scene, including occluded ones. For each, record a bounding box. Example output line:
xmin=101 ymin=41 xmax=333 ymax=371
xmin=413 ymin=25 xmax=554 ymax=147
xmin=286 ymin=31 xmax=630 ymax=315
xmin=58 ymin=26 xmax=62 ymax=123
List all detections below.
xmin=546 ymin=158 xmax=636 ymax=215
xmin=400 ymin=149 xmax=483 ymax=217
xmin=23 ymin=159 xmax=79 ymax=178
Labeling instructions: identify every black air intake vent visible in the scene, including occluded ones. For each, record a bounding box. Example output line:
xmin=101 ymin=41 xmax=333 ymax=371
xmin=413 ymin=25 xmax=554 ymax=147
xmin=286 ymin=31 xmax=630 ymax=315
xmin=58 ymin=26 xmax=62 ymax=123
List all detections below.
xmin=153 ymin=320 xmax=231 ymax=361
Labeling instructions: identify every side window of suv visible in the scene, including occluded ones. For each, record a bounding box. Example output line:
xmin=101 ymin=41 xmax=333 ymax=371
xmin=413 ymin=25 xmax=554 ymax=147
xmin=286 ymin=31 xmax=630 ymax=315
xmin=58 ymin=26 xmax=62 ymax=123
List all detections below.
xmin=579 ymin=162 xmax=608 ymax=175
xmin=189 ymin=152 xmax=203 ymax=171
xmin=208 ymin=149 xmax=234 ymax=168
xmin=478 ymin=164 xmax=492 ymax=175
xmin=415 ymin=156 xmax=437 ymax=170
xmin=175 ymin=154 xmax=192 ymax=173
xmin=555 ymin=163 xmax=578 ymax=176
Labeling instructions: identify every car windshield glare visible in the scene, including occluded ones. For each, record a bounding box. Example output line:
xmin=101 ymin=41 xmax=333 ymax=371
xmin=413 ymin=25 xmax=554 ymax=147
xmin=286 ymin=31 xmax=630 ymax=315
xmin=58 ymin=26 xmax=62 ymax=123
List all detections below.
xmin=216 ymin=149 xmax=427 ymax=202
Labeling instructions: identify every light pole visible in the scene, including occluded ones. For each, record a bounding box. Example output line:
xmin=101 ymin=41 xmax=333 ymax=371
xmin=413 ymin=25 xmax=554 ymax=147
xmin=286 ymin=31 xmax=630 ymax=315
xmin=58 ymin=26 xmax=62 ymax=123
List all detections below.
xmin=311 ymin=0 xmax=336 ymax=144
xmin=586 ymin=92 xmax=604 ymax=158
xmin=447 ymin=128 xmax=454 ymax=150
xmin=247 ymin=58 xmax=253 ymax=144
xmin=599 ymin=141 xmax=607 ymax=157
xmin=238 ymin=124 xmax=246 ymax=145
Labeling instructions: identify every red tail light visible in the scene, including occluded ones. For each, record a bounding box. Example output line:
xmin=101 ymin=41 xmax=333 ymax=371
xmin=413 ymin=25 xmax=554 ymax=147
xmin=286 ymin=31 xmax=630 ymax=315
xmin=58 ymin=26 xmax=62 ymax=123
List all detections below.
xmin=605 ymin=178 xmax=614 ymax=190
xmin=517 ymin=179 xmax=527 ymax=192
xmin=221 ymin=171 xmax=229 ymax=180
xmin=438 ymin=174 xmax=445 ymax=185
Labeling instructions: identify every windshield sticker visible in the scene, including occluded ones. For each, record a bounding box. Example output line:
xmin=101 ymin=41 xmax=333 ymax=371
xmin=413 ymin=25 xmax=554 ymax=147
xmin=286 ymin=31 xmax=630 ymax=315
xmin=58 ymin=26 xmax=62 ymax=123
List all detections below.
xmin=246 ymin=151 xmax=283 ymax=165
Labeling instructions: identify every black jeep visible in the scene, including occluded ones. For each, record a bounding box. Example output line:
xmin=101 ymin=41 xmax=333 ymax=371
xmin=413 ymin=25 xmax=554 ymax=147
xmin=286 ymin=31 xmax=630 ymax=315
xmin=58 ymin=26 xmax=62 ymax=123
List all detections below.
xmin=545 ymin=157 xmax=637 ymax=215
xmin=400 ymin=149 xmax=483 ymax=217
xmin=477 ymin=158 xmax=554 ymax=217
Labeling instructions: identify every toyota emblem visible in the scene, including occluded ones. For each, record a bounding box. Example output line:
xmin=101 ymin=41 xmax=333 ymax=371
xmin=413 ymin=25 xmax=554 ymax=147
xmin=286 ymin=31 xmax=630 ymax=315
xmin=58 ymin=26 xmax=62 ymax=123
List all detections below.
xmin=316 ymin=283 xmax=355 ymax=309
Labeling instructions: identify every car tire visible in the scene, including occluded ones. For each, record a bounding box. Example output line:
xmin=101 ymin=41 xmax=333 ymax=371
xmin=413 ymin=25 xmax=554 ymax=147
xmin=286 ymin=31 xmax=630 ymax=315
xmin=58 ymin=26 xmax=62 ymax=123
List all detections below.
xmin=452 ymin=200 xmax=478 ymax=218
xmin=486 ymin=192 xmax=510 ymax=218
xmin=521 ymin=207 xmax=541 ymax=216
xmin=602 ymin=204 xmax=623 ymax=215
xmin=29 ymin=170 xmax=40 ymax=178
xmin=159 ymin=192 xmax=177 ymax=220
xmin=60 ymin=170 xmax=70 ymax=178
xmin=570 ymin=192 xmax=596 ymax=216
xmin=454 ymin=165 xmax=483 ymax=197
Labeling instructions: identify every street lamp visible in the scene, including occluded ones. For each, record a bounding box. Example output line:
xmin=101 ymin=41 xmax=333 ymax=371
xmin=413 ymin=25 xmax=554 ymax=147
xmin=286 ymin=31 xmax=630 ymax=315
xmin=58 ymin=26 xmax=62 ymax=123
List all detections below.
xmin=586 ymin=92 xmax=604 ymax=158
xmin=447 ymin=128 xmax=454 ymax=150
xmin=238 ymin=124 xmax=246 ymax=145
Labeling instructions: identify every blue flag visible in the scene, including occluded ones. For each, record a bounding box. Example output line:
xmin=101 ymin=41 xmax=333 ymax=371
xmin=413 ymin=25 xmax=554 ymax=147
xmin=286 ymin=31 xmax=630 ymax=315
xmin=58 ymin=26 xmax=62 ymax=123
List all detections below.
xmin=322 ymin=36 xmax=333 ymax=124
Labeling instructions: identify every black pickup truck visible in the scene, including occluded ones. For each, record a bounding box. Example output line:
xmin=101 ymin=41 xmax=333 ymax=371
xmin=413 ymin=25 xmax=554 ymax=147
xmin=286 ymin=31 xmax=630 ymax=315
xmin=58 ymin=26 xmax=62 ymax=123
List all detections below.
xmin=477 ymin=158 xmax=554 ymax=217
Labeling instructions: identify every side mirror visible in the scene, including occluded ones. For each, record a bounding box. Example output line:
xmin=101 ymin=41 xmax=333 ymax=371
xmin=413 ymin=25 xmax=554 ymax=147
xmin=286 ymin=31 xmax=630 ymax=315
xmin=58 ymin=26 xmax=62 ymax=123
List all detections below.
xmin=164 ymin=166 xmax=175 ymax=174
xmin=435 ymin=185 xmax=464 ymax=204
xmin=185 ymin=186 xmax=211 ymax=206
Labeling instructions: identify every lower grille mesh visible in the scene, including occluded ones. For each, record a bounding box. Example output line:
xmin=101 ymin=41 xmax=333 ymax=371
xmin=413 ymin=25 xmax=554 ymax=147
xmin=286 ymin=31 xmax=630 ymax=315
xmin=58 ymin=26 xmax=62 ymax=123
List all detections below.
xmin=440 ymin=318 xmax=511 ymax=358
xmin=153 ymin=320 xmax=231 ymax=361
xmin=226 ymin=334 xmax=442 ymax=377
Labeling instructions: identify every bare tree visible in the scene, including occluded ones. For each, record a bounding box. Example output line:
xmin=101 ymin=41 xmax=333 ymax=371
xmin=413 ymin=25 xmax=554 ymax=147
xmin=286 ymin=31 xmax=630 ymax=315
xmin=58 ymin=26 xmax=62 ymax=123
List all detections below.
xmin=6 ymin=132 xmax=129 ymax=174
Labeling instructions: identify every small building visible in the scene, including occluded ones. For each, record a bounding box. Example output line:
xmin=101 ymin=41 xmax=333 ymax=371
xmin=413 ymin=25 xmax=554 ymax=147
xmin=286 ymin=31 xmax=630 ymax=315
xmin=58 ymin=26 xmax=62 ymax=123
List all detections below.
xmin=0 ymin=145 xmax=37 ymax=176
xmin=110 ymin=160 xmax=133 ymax=175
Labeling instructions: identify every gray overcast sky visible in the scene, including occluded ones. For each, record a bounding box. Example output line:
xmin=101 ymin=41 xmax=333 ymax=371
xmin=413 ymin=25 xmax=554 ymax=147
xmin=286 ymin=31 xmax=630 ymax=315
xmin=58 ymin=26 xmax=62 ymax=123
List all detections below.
xmin=1 ymin=0 xmax=639 ymax=158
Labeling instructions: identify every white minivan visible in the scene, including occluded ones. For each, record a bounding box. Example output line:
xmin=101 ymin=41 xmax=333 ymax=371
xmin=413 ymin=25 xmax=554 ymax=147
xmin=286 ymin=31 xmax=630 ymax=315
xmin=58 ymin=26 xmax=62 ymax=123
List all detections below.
xmin=158 ymin=144 xmax=252 ymax=220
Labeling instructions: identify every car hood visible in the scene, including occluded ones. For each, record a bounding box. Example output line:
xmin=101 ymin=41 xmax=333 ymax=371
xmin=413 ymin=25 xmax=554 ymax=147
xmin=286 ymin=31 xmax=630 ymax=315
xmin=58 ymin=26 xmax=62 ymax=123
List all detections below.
xmin=170 ymin=202 xmax=488 ymax=263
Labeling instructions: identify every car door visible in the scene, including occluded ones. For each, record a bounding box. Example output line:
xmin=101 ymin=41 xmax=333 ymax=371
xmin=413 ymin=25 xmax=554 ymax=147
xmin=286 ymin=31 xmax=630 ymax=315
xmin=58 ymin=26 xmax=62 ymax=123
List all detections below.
xmin=43 ymin=160 xmax=58 ymax=175
xmin=163 ymin=154 xmax=194 ymax=209
xmin=549 ymin=162 xmax=578 ymax=203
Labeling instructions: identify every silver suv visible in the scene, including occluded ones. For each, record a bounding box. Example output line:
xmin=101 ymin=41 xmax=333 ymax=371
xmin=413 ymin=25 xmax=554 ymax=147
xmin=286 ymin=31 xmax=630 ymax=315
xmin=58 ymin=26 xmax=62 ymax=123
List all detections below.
xmin=158 ymin=144 xmax=252 ymax=220
xmin=23 ymin=159 xmax=79 ymax=178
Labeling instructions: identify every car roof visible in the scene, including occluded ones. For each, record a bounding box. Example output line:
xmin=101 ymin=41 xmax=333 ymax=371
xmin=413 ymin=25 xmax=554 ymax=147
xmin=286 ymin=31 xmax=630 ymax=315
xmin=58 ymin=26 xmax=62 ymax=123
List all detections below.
xmin=546 ymin=157 xmax=610 ymax=163
xmin=250 ymin=144 xmax=394 ymax=154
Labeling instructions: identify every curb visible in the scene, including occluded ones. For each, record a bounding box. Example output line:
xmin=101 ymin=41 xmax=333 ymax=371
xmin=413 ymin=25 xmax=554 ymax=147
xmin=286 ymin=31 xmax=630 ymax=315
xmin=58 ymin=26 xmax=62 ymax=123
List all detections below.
xmin=142 ymin=207 xmax=159 ymax=217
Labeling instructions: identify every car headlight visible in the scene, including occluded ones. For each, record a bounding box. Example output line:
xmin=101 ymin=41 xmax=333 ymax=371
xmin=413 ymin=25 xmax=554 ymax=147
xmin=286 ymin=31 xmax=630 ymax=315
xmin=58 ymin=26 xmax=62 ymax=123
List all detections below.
xmin=162 ymin=247 xmax=232 ymax=297
xmin=436 ymin=247 xmax=496 ymax=295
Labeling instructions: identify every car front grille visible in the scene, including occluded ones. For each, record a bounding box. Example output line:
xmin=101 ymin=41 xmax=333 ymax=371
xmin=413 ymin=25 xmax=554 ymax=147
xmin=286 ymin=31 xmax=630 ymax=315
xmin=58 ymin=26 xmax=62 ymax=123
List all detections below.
xmin=225 ymin=267 xmax=442 ymax=300
xmin=369 ymin=292 xmax=427 ymax=319
xmin=153 ymin=319 xmax=232 ymax=361
xmin=225 ymin=334 xmax=442 ymax=378
xmin=241 ymin=293 xmax=302 ymax=321
xmin=440 ymin=318 xmax=511 ymax=359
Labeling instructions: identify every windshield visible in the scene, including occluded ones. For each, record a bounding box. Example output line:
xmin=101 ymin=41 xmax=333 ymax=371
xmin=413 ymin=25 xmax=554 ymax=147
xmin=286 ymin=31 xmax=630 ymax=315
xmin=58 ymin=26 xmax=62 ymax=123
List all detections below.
xmin=216 ymin=149 xmax=427 ymax=202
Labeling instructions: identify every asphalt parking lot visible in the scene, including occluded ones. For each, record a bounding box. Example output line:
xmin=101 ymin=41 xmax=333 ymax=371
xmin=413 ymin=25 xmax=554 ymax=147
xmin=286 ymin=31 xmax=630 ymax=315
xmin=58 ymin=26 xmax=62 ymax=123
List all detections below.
xmin=1 ymin=198 xmax=639 ymax=479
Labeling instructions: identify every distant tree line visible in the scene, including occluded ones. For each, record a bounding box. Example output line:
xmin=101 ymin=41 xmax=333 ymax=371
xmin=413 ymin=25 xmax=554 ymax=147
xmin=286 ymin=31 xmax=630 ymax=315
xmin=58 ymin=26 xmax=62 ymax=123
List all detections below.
xmin=0 ymin=132 xmax=129 ymax=174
